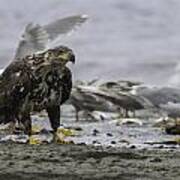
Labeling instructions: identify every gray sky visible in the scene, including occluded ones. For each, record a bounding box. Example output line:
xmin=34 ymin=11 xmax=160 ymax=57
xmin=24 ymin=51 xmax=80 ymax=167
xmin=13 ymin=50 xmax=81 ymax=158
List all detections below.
xmin=0 ymin=0 xmax=180 ymax=86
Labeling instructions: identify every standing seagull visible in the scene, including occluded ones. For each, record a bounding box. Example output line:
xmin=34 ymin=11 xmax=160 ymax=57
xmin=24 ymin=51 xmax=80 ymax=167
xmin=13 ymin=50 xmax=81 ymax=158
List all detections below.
xmin=69 ymin=85 xmax=119 ymax=121
xmin=134 ymin=86 xmax=180 ymax=117
xmin=70 ymin=85 xmax=153 ymax=119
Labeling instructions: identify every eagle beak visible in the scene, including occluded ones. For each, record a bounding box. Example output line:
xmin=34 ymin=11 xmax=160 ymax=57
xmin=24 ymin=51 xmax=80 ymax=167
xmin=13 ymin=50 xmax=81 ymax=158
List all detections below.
xmin=70 ymin=53 xmax=75 ymax=64
xmin=57 ymin=52 xmax=75 ymax=64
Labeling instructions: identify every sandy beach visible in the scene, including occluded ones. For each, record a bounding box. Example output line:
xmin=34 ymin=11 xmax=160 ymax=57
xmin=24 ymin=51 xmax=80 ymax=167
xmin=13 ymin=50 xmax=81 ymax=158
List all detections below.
xmin=0 ymin=143 xmax=179 ymax=180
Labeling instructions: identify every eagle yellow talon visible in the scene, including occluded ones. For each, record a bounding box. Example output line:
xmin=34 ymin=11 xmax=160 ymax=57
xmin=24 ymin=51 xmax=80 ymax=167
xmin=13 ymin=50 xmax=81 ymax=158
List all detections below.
xmin=54 ymin=127 xmax=75 ymax=144
xmin=31 ymin=125 xmax=43 ymax=134
xmin=29 ymin=135 xmax=42 ymax=145
xmin=56 ymin=127 xmax=75 ymax=136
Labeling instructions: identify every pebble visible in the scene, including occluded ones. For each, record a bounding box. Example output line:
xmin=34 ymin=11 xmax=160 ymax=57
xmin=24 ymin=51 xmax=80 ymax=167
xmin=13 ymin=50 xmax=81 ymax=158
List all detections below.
xmin=130 ymin=145 xmax=136 ymax=149
xmin=165 ymin=124 xmax=180 ymax=135
xmin=92 ymin=129 xmax=100 ymax=136
xmin=111 ymin=141 xmax=116 ymax=145
xmin=150 ymin=157 xmax=162 ymax=163
xmin=106 ymin=133 xmax=113 ymax=137
xmin=92 ymin=140 xmax=101 ymax=145
xmin=8 ymin=161 xmax=15 ymax=166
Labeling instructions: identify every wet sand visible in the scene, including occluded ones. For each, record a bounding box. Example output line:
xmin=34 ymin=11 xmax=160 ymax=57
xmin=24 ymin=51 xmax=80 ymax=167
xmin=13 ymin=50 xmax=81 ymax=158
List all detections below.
xmin=0 ymin=143 xmax=179 ymax=180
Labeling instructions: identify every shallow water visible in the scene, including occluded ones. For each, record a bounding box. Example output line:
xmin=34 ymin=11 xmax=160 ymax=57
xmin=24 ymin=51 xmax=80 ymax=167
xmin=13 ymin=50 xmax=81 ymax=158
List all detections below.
xmin=0 ymin=0 xmax=180 ymax=86
xmin=1 ymin=105 xmax=178 ymax=149
xmin=60 ymin=110 xmax=180 ymax=149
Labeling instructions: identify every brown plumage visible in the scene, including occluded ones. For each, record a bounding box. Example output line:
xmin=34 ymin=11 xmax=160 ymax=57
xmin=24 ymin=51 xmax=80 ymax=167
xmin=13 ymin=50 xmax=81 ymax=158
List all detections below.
xmin=0 ymin=46 xmax=75 ymax=135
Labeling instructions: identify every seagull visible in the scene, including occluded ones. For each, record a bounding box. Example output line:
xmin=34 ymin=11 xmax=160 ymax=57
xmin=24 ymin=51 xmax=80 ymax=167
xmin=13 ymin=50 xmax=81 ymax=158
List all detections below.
xmin=14 ymin=14 xmax=88 ymax=60
xmin=70 ymin=84 xmax=153 ymax=119
xmin=134 ymin=86 xmax=180 ymax=117
xmin=69 ymin=85 xmax=119 ymax=121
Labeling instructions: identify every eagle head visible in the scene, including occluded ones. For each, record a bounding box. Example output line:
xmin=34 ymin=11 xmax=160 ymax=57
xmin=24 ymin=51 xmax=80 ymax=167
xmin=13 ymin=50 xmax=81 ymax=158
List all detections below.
xmin=44 ymin=46 xmax=75 ymax=65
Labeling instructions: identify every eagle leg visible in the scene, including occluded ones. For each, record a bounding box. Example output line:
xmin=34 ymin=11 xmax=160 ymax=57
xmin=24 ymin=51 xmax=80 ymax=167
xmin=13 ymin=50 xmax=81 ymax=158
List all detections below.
xmin=20 ymin=112 xmax=32 ymax=135
xmin=8 ymin=121 xmax=16 ymax=134
xmin=46 ymin=105 xmax=60 ymax=132
xmin=4 ymin=113 xmax=16 ymax=134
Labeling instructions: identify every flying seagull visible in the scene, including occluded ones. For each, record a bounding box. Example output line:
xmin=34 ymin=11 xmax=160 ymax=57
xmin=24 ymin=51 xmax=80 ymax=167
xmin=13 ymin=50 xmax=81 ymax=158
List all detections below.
xmin=14 ymin=14 xmax=88 ymax=60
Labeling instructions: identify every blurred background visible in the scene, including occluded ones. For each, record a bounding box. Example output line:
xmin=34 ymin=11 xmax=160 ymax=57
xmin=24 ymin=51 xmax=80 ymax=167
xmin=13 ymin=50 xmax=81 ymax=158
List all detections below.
xmin=0 ymin=0 xmax=180 ymax=86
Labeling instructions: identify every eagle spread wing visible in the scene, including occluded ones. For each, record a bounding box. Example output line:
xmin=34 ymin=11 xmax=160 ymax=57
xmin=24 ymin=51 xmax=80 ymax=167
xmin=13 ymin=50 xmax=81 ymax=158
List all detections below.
xmin=0 ymin=46 xmax=75 ymax=135
xmin=14 ymin=14 xmax=88 ymax=60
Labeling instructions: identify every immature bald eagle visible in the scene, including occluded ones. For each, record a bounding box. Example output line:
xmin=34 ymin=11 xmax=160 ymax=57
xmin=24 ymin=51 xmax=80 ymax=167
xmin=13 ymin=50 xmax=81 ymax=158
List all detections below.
xmin=0 ymin=46 xmax=75 ymax=135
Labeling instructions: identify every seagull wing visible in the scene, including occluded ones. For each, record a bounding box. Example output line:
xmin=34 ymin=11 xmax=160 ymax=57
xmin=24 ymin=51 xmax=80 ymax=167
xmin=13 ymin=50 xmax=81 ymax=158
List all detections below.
xmin=14 ymin=23 xmax=49 ymax=60
xmin=44 ymin=14 xmax=88 ymax=40
xmin=14 ymin=14 xmax=88 ymax=60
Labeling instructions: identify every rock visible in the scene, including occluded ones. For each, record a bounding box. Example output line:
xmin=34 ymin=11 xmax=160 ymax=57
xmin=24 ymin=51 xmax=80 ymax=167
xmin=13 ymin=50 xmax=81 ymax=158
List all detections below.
xmin=150 ymin=157 xmax=162 ymax=163
xmin=130 ymin=145 xmax=136 ymax=149
xmin=0 ymin=134 xmax=29 ymax=143
xmin=116 ymin=118 xmax=143 ymax=126
xmin=155 ymin=117 xmax=180 ymax=135
xmin=153 ymin=117 xmax=174 ymax=128
xmin=118 ymin=139 xmax=130 ymax=144
xmin=92 ymin=140 xmax=101 ymax=145
xmin=165 ymin=124 xmax=180 ymax=135
xmin=106 ymin=133 xmax=113 ymax=137
xmin=92 ymin=129 xmax=100 ymax=136
xmin=111 ymin=141 xmax=116 ymax=144
xmin=66 ymin=126 xmax=83 ymax=131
